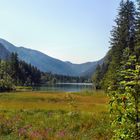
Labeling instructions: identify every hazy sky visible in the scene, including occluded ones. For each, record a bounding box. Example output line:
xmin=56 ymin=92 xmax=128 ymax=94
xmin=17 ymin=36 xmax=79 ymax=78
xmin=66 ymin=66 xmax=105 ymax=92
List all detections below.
xmin=0 ymin=0 xmax=120 ymax=64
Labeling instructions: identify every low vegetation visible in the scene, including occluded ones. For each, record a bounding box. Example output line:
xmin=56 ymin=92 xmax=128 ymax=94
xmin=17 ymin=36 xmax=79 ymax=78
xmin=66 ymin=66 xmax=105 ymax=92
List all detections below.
xmin=0 ymin=91 xmax=112 ymax=140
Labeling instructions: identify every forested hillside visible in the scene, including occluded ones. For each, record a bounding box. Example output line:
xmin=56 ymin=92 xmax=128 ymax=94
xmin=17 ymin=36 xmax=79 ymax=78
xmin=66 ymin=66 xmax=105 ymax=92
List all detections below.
xmin=93 ymin=0 xmax=140 ymax=139
xmin=0 ymin=38 xmax=101 ymax=77
xmin=0 ymin=52 xmax=90 ymax=91
xmin=0 ymin=53 xmax=41 ymax=91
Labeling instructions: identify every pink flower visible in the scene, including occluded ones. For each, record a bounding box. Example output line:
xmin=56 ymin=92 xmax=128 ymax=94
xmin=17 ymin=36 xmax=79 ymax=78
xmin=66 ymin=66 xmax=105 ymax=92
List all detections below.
xmin=18 ymin=128 xmax=27 ymax=136
xmin=29 ymin=130 xmax=42 ymax=139
xmin=57 ymin=130 xmax=66 ymax=137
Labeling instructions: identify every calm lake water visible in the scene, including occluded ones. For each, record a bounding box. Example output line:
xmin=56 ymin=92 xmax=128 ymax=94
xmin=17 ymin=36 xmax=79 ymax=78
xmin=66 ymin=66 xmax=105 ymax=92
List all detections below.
xmin=33 ymin=83 xmax=93 ymax=92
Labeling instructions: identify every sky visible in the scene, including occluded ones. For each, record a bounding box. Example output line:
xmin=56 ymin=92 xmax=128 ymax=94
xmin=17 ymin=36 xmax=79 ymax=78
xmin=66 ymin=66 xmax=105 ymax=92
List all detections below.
xmin=0 ymin=0 xmax=120 ymax=64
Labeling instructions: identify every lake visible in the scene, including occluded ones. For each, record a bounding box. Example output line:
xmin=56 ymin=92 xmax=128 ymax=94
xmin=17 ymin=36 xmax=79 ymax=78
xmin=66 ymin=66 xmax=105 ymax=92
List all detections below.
xmin=33 ymin=83 xmax=94 ymax=92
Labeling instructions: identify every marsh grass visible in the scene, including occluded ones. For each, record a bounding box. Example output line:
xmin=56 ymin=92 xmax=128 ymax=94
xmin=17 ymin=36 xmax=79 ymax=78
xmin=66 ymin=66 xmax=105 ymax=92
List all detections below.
xmin=0 ymin=91 xmax=112 ymax=139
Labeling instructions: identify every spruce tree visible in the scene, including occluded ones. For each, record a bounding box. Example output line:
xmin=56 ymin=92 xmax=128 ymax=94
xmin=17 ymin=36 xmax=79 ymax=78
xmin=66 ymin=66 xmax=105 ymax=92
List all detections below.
xmin=108 ymin=0 xmax=140 ymax=139
xmin=103 ymin=0 xmax=136 ymax=90
xmin=9 ymin=53 xmax=20 ymax=85
xmin=135 ymin=0 xmax=140 ymax=60
xmin=92 ymin=64 xmax=101 ymax=89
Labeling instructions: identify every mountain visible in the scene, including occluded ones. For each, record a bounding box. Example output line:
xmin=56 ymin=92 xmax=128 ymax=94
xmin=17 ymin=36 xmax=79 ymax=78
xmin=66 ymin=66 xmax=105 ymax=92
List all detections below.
xmin=78 ymin=58 xmax=104 ymax=77
xmin=0 ymin=43 xmax=10 ymax=60
xmin=0 ymin=38 xmax=103 ymax=77
xmin=66 ymin=60 xmax=103 ymax=77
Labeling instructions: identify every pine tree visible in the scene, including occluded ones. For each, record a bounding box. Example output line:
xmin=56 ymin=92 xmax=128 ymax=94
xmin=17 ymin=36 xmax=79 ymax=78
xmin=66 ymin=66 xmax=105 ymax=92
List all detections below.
xmin=102 ymin=0 xmax=136 ymax=90
xmin=135 ymin=0 xmax=140 ymax=60
xmin=0 ymin=60 xmax=14 ymax=91
xmin=109 ymin=48 xmax=140 ymax=139
xmin=92 ymin=64 xmax=101 ymax=89
xmin=108 ymin=0 xmax=140 ymax=139
xmin=9 ymin=52 xmax=20 ymax=84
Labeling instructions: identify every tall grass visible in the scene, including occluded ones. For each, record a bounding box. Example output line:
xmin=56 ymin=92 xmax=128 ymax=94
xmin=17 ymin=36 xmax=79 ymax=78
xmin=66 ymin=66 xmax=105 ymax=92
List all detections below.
xmin=0 ymin=91 xmax=112 ymax=139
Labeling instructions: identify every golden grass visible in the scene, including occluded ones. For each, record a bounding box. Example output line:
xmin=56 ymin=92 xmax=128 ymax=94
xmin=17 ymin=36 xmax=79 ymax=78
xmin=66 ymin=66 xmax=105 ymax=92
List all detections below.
xmin=0 ymin=91 xmax=112 ymax=140
xmin=0 ymin=91 xmax=108 ymax=113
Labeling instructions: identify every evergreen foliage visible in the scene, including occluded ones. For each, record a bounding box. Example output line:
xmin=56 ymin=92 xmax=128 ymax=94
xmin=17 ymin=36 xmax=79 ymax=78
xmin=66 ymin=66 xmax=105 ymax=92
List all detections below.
xmin=0 ymin=53 xmax=41 ymax=91
xmin=0 ymin=60 xmax=14 ymax=91
xmin=93 ymin=0 xmax=136 ymax=90
xmin=109 ymin=49 xmax=140 ymax=139
xmin=93 ymin=0 xmax=140 ymax=139
xmin=0 ymin=52 xmax=88 ymax=91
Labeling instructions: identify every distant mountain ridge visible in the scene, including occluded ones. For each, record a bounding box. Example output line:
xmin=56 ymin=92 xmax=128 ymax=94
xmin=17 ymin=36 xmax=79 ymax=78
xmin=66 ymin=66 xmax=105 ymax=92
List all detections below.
xmin=0 ymin=38 xmax=103 ymax=77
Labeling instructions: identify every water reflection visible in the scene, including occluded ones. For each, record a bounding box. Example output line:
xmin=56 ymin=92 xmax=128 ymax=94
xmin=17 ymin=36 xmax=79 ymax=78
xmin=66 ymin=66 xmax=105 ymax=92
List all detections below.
xmin=33 ymin=83 xmax=93 ymax=92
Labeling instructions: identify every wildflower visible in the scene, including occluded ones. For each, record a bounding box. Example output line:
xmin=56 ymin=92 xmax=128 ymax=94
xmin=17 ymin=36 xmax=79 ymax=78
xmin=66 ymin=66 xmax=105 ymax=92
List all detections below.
xmin=18 ymin=128 xmax=27 ymax=137
xmin=57 ymin=130 xmax=66 ymax=137
xmin=29 ymin=130 xmax=42 ymax=139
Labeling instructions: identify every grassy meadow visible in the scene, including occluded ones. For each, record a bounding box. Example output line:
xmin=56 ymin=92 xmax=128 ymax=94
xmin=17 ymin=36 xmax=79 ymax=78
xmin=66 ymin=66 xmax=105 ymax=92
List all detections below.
xmin=0 ymin=91 xmax=112 ymax=140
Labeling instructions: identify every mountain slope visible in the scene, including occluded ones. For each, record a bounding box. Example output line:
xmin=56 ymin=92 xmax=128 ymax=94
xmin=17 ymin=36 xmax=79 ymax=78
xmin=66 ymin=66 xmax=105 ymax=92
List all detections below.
xmin=66 ymin=59 xmax=104 ymax=77
xmin=0 ymin=43 xmax=10 ymax=60
xmin=79 ymin=58 xmax=104 ymax=77
xmin=0 ymin=38 xmax=102 ymax=77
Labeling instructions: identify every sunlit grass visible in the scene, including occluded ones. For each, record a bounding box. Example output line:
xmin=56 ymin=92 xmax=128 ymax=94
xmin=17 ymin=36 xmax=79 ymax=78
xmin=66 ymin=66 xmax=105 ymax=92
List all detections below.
xmin=0 ymin=91 xmax=112 ymax=140
xmin=0 ymin=91 xmax=108 ymax=112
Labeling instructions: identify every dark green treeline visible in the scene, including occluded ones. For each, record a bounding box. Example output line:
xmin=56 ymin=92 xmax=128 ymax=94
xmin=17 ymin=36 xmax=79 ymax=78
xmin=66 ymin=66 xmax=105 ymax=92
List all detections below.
xmin=0 ymin=52 xmax=41 ymax=91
